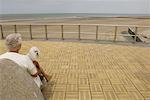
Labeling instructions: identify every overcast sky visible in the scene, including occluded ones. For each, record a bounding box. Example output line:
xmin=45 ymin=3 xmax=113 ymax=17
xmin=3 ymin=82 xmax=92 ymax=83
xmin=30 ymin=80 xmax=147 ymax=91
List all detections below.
xmin=0 ymin=0 xmax=150 ymax=14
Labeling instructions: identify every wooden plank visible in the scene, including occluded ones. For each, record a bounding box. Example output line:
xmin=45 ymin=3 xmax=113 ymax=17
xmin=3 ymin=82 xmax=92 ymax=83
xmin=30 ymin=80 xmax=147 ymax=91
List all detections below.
xmin=14 ymin=25 xmax=17 ymax=33
xmin=61 ymin=25 xmax=64 ymax=40
xmin=45 ymin=25 xmax=48 ymax=40
xmin=113 ymin=26 xmax=117 ymax=42
xmin=96 ymin=25 xmax=98 ymax=40
xmin=0 ymin=25 xmax=4 ymax=39
xmin=29 ymin=25 xmax=32 ymax=40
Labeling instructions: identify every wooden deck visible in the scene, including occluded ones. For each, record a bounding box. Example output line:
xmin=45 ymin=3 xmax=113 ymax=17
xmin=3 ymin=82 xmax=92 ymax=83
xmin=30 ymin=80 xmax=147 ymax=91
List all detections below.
xmin=0 ymin=40 xmax=150 ymax=100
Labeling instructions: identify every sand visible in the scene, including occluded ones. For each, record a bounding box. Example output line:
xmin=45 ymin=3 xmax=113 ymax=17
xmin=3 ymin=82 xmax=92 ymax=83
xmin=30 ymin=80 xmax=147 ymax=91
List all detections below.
xmin=1 ymin=17 xmax=150 ymax=25
xmin=0 ymin=17 xmax=150 ymax=42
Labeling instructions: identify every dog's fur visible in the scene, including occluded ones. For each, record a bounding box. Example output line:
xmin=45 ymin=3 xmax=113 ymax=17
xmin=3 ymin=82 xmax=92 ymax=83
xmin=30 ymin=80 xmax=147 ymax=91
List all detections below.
xmin=27 ymin=47 xmax=40 ymax=61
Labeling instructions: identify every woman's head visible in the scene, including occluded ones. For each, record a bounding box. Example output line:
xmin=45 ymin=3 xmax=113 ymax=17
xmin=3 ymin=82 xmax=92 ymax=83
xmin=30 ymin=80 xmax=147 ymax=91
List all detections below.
xmin=5 ymin=33 xmax=22 ymax=52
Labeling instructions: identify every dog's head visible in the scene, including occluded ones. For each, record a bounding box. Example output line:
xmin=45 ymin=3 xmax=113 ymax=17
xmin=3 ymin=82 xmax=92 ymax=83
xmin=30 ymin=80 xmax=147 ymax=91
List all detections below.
xmin=27 ymin=46 xmax=40 ymax=61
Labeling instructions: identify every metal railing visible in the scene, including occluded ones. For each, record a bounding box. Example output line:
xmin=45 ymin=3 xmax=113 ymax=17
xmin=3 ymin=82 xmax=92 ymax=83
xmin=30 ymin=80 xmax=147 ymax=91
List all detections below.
xmin=0 ymin=24 xmax=150 ymax=43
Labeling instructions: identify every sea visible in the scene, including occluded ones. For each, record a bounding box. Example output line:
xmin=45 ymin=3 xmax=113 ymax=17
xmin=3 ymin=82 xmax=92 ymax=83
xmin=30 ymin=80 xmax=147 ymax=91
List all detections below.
xmin=0 ymin=13 xmax=150 ymax=21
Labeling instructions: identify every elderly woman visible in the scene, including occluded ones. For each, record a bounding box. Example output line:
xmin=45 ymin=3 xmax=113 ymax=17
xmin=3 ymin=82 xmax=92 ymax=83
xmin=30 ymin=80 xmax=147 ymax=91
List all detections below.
xmin=0 ymin=33 xmax=42 ymax=88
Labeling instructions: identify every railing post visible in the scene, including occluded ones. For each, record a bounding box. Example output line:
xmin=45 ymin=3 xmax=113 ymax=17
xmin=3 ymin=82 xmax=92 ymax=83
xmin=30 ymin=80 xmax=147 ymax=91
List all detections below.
xmin=61 ymin=25 xmax=64 ymax=40
xmin=0 ymin=25 xmax=4 ymax=39
xmin=96 ymin=25 xmax=98 ymax=41
xmin=134 ymin=27 xmax=138 ymax=42
xmin=45 ymin=25 xmax=48 ymax=40
xmin=29 ymin=25 xmax=33 ymax=40
xmin=78 ymin=25 xmax=81 ymax=40
xmin=14 ymin=25 xmax=17 ymax=33
xmin=114 ymin=26 xmax=117 ymax=42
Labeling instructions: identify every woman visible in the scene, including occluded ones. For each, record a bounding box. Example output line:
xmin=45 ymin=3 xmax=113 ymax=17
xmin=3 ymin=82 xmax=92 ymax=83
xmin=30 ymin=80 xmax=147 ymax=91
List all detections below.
xmin=0 ymin=33 xmax=43 ymax=88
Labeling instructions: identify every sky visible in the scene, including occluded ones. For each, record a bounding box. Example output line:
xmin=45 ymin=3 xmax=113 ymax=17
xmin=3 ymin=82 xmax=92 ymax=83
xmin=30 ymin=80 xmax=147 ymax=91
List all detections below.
xmin=0 ymin=0 xmax=150 ymax=14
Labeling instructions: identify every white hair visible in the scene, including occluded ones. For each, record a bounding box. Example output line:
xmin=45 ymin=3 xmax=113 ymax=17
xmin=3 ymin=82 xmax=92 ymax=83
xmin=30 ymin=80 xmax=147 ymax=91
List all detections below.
xmin=5 ymin=33 xmax=22 ymax=50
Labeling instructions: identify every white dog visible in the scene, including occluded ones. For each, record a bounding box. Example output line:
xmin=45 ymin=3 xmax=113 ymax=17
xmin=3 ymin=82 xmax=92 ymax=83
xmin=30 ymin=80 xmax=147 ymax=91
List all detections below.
xmin=27 ymin=46 xmax=40 ymax=61
xmin=27 ymin=47 xmax=49 ymax=84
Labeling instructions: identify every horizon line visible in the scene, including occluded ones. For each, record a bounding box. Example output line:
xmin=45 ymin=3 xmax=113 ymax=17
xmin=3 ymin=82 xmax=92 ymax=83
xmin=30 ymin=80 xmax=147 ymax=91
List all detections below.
xmin=0 ymin=12 xmax=150 ymax=15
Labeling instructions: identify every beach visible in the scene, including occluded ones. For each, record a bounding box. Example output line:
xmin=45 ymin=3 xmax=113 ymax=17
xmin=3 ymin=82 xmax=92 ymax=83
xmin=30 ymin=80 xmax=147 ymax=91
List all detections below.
xmin=1 ymin=16 xmax=150 ymax=25
xmin=0 ymin=15 xmax=150 ymax=43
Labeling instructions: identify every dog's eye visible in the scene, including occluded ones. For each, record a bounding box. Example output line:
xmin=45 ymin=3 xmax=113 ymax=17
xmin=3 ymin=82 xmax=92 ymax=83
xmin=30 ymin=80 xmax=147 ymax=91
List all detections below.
xmin=34 ymin=50 xmax=38 ymax=53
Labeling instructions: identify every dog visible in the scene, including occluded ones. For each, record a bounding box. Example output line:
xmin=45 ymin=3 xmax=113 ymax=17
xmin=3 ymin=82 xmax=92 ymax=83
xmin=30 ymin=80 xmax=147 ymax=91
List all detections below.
xmin=27 ymin=47 xmax=49 ymax=83
xmin=27 ymin=46 xmax=40 ymax=61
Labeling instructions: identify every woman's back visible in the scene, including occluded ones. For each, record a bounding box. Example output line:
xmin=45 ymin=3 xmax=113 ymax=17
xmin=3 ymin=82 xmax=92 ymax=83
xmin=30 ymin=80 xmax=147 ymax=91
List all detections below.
xmin=0 ymin=59 xmax=44 ymax=100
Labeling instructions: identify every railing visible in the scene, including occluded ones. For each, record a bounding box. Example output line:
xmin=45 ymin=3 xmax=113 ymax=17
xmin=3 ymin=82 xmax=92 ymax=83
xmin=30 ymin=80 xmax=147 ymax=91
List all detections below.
xmin=0 ymin=24 xmax=150 ymax=43
xmin=128 ymin=27 xmax=142 ymax=42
